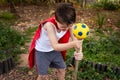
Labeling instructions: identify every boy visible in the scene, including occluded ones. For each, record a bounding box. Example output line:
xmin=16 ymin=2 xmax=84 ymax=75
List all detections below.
xmin=28 ymin=3 xmax=83 ymax=80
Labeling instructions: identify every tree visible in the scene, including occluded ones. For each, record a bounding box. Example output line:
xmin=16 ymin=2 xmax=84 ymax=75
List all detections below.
xmin=81 ymin=0 xmax=87 ymax=8
xmin=7 ymin=0 xmax=20 ymax=18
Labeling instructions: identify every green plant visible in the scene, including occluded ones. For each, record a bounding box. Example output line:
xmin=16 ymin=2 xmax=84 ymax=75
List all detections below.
xmin=21 ymin=67 xmax=30 ymax=72
xmin=0 ymin=0 xmax=7 ymax=5
xmin=83 ymin=28 xmax=120 ymax=66
xmin=66 ymin=59 xmax=120 ymax=80
xmin=66 ymin=27 xmax=120 ymax=79
xmin=0 ymin=22 xmax=26 ymax=61
xmin=97 ymin=13 xmax=105 ymax=29
xmin=92 ymin=0 xmax=120 ymax=10
xmin=24 ymin=26 xmax=37 ymax=42
xmin=25 ymin=27 xmax=37 ymax=36
xmin=0 ymin=11 xmax=15 ymax=20
xmin=101 ymin=0 xmax=120 ymax=10
xmin=78 ymin=61 xmax=120 ymax=80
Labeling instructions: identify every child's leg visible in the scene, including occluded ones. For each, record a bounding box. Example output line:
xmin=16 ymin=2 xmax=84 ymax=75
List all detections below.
xmin=35 ymin=50 xmax=50 ymax=80
xmin=37 ymin=75 xmax=49 ymax=80
xmin=36 ymin=75 xmax=41 ymax=80
xmin=56 ymin=69 xmax=66 ymax=80
xmin=48 ymin=51 xmax=66 ymax=80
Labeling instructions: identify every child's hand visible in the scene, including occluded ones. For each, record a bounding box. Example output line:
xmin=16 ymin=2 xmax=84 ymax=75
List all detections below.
xmin=74 ymin=51 xmax=83 ymax=60
xmin=73 ymin=39 xmax=83 ymax=49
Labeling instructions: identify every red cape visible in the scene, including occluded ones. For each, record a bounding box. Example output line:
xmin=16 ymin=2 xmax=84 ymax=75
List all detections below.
xmin=28 ymin=16 xmax=70 ymax=69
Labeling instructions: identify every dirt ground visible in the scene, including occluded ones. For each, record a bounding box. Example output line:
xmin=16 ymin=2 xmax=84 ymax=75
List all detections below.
xmin=0 ymin=4 xmax=120 ymax=80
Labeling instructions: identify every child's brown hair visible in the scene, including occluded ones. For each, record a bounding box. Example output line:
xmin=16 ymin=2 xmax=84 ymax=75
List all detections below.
xmin=55 ymin=3 xmax=76 ymax=25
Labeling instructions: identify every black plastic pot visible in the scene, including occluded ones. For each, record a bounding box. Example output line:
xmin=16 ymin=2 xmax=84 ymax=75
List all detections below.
xmin=116 ymin=67 xmax=120 ymax=75
xmin=112 ymin=66 xmax=118 ymax=74
xmin=95 ymin=63 xmax=102 ymax=72
xmin=7 ymin=57 xmax=15 ymax=70
xmin=0 ymin=61 xmax=4 ymax=74
xmin=0 ymin=57 xmax=15 ymax=74
xmin=7 ymin=57 xmax=12 ymax=70
xmin=112 ymin=66 xmax=120 ymax=75
xmin=92 ymin=62 xmax=96 ymax=69
xmin=3 ymin=59 xmax=9 ymax=73
xmin=101 ymin=64 xmax=107 ymax=72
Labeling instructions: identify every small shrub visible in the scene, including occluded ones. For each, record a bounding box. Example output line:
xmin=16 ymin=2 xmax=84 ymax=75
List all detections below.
xmin=66 ymin=28 xmax=120 ymax=68
xmin=0 ymin=11 xmax=15 ymax=20
xmin=82 ymin=28 xmax=120 ymax=66
xmin=0 ymin=22 xmax=25 ymax=61
xmin=92 ymin=0 xmax=120 ymax=10
xmin=97 ymin=13 xmax=105 ymax=29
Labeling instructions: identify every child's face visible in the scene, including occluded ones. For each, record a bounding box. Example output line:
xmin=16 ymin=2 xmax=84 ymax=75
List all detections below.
xmin=57 ymin=21 xmax=73 ymax=31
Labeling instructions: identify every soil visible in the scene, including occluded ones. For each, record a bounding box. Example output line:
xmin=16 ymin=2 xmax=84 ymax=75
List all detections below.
xmin=0 ymin=4 xmax=120 ymax=80
xmin=0 ymin=66 xmax=59 ymax=80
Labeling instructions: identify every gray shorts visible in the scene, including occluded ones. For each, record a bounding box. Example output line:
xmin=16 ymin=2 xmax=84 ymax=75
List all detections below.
xmin=35 ymin=50 xmax=66 ymax=75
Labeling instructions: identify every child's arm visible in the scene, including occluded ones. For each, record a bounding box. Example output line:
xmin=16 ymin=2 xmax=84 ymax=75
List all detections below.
xmin=44 ymin=22 xmax=80 ymax=51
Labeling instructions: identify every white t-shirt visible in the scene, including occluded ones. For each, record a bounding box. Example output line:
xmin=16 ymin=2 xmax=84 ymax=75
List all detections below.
xmin=35 ymin=22 xmax=67 ymax=52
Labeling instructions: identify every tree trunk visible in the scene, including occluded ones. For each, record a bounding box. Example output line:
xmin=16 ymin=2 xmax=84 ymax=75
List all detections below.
xmin=7 ymin=0 xmax=16 ymax=13
xmin=7 ymin=0 xmax=20 ymax=18
xmin=65 ymin=0 xmax=68 ymax=2
xmin=81 ymin=0 xmax=87 ymax=8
